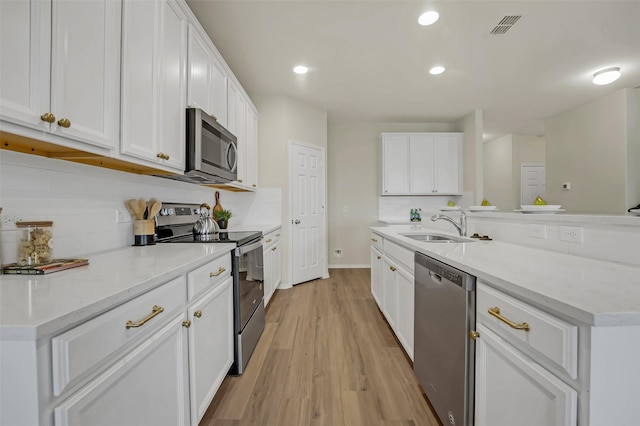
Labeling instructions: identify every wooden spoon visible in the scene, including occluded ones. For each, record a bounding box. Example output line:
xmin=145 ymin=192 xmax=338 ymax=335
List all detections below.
xmin=138 ymin=199 xmax=147 ymax=220
xmin=148 ymin=201 xmax=162 ymax=219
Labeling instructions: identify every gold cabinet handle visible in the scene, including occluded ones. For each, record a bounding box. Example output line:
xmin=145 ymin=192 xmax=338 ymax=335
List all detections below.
xmin=194 ymin=310 xmax=202 ymax=318
xmin=265 ymin=239 xmax=272 ymax=243
xmin=210 ymin=267 xmax=226 ymax=277
xmin=377 ymin=256 xmax=381 ymax=259
xmin=182 ymin=320 xmax=191 ymax=328
xmin=238 ymin=179 xmax=243 ymax=183
xmin=488 ymin=307 xmax=530 ymax=331
xmin=164 ymin=154 xmax=170 ymax=160
xmin=272 ymin=247 xmax=277 ymax=251
xmin=40 ymin=112 xmax=56 ymax=123
xmin=389 ymin=266 xmax=396 ymax=272
xmin=371 ymin=238 xmax=378 ymax=243
xmin=57 ymin=118 xmax=71 ymax=128
xmin=469 ymin=330 xmax=480 ymax=340
xmin=125 ymin=305 xmax=164 ymax=329
xmin=157 ymin=152 xmax=164 ymax=159
xmin=253 ymin=184 xmax=257 ymax=187
xmin=276 ymin=234 xmax=280 ymax=237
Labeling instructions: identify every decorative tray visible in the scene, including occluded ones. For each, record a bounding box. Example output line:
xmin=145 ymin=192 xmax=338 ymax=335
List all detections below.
xmin=2 ymin=258 xmax=89 ymax=275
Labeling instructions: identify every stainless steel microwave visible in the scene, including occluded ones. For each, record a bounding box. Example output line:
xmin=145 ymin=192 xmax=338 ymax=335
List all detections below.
xmin=180 ymin=108 xmax=238 ymax=184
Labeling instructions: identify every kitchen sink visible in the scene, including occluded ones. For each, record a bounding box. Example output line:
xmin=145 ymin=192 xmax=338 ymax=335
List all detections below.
xmin=399 ymin=233 xmax=475 ymax=243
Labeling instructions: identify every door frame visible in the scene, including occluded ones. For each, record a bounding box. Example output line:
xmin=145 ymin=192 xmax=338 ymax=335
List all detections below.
xmin=288 ymin=139 xmax=329 ymax=286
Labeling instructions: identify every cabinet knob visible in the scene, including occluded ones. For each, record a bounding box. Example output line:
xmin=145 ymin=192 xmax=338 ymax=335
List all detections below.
xmin=157 ymin=152 xmax=170 ymax=160
xmin=371 ymin=238 xmax=378 ymax=243
xmin=237 ymin=179 xmax=243 ymax=183
xmin=389 ymin=266 xmax=397 ymax=272
xmin=194 ymin=310 xmax=202 ymax=318
xmin=57 ymin=118 xmax=71 ymax=128
xmin=253 ymin=184 xmax=257 ymax=187
xmin=377 ymin=256 xmax=381 ymax=259
xmin=265 ymin=239 xmax=272 ymax=243
xmin=182 ymin=320 xmax=191 ymax=328
xmin=40 ymin=112 xmax=56 ymax=123
xmin=272 ymin=247 xmax=277 ymax=251
xmin=469 ymin=330 xmax=480 ymax=340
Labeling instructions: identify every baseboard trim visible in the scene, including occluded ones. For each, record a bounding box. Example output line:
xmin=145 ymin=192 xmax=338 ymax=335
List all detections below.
xmin=328 ymin=264 xmax=370 ymax=269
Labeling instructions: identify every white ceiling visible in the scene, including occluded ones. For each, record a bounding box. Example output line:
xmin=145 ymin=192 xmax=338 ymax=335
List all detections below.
xmin=186 ymin=0 xmax=640 ymax=140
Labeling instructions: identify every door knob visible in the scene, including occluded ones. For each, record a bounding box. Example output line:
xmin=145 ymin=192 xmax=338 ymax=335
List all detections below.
xmin=294 ymin=219 xmax=300 ymax=224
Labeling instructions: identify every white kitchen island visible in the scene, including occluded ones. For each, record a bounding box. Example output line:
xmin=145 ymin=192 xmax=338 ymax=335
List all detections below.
xmin=371 ymin=225 xmax=640 ymax=426
xmin=0 ymin=243 xmax=235 ymax=426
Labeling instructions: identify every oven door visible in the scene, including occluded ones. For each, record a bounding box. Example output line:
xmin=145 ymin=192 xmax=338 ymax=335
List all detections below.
xmin=234 ymin=239 xmax=264 ymax=332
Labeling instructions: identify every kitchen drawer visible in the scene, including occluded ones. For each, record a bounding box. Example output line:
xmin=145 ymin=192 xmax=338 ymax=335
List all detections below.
xmin=263 ymin=228 xmax=281 ymax=249
xmin=187 ymin=253 xmax=232 ymax=301
xmin=370 ymin=232 xmax=383 ymax=252
xmin=51 ymin=275 xmax=187 ymax=396
xmin=477 ymin=282 xmax=578 ymax=379
xmin=383 ymin=239 xmax=414 ymax=274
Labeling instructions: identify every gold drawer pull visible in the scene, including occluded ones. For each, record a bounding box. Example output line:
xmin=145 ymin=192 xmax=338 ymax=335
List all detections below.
xmin=371 ymin=238 xmax=378 ymax=243
xmin=57 ymin=118 xmax=71 ymax=128
xmin=377 ymin=256 xmax=381 ymax=259
xmin=488 ymin=307 xmax=530 ymax=331
xmin=237 ymin=179 xmax=243 ymax=183
xmin=182 ymin=320 xmax=191 ymax=328
xmin=276 ymin=234 xmax=280 ymax=237
xmin=40 ymin=112 xmax=56 ymax=123
xmin=210 ymin=267 xmax=226 ymax=277
xmin=125 ymin=305 xmax=164 ymax=329
xmin=272 ymin=247 xmax=277 ymax=251
xmin=194 ymin=310 xmax=202 ymax=318
xmin=389 ymin=266 xmax=396 ymax=272
xmin=265 ymin=239 xmax=272 ymax=243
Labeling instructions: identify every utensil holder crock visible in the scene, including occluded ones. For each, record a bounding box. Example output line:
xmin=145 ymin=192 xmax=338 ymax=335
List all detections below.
xmin=133 ymin=219 xmax=155 ymax=246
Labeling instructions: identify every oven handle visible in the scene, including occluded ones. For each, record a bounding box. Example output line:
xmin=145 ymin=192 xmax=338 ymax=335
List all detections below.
xmin=235 ymin=239 xmax=263 ymax=255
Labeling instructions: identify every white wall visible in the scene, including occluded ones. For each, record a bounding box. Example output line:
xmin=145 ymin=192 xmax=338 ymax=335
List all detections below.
xmin=483 ymin=134 xmax=514 ymax=210
xmin=545 ymin=88 xmax=638 ymax=213
xmin=458 ymin=109 xmax=484 ymax=204
xmin=0 ymin=150 xmax=279 ymax=264
xmin=252 ymin=95 xmax=327 ymax=285
xmin=627 ymin=88 xmax=640 ymax=209
xmin=327 ymin=121 xmax=458 ymax=268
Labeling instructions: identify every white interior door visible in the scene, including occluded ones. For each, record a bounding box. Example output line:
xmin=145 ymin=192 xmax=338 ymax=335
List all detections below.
xmin=521 ymin=164 xmax=546 ymax=205
xmin=291 ymin=142 xmax=325 ymax=285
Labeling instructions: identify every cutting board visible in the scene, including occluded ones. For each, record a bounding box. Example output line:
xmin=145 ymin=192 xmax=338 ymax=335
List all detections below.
xmin=213 ymin=191 xmax=223 ymax=214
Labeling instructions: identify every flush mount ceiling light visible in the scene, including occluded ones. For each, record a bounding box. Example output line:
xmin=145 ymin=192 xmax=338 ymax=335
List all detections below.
xmin=293 ymin=65 xmax=308 ymax=74
xmin=429 ymin=66 xmax=445 ymax=75
xmin=592 ymin=67 xmax=621 ymax=85
xmin=418 ymin=11 xmax=439 ymax=26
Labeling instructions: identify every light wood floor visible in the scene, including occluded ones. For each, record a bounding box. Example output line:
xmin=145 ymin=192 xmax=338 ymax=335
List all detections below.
xmin=200 ymin=268 xmax=440 ymax=426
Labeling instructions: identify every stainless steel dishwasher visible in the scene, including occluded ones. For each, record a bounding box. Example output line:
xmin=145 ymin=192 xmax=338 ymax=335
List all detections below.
xmin=414 ymin=252 xmax=476 ymax=426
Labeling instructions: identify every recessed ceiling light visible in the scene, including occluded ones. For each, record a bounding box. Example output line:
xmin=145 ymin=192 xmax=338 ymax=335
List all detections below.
xmin=418 ymin=11 xmax=439 ymax=26
xmin=429 ymin=66 xmax=445 ymax=75
xmin=592 ymin=67 xmax=621 ymax=85
xmin=293 ymin=65 xmax=308 ymax=75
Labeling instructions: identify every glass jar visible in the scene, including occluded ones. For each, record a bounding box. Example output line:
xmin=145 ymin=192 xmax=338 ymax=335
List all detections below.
xmin=17 ymin=221 xmax=53 ymax=266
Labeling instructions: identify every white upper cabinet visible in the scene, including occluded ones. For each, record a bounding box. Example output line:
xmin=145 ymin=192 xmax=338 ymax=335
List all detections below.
xmin=120 ymin=0 xmax=188 ymax=172
xmin=0 ymin=0 xmax=121 ymax=151
xmin=381 ymin=132 xmax=463 ymax=195
xmin=187 ymin=26 xmax=227 ymax=127
xmin=225 ymin=78 xmax=258 ymax=191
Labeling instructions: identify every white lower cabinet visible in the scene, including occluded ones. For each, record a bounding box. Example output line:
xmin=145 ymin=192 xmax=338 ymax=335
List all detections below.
xmin=474 ymin=323 xmax=577 ymax=426
xmin=54 ymin=314 xmax=190 ymax=426
xmin=382 ymin=257 xmax=399 ymax=330
xmin=186 ymin=275 xmax=233 ymax=425
xmin=263 ymin=229 xmax=282 ymax=306
xmin=394 ymin=265 xmax=414 ymax=360
xmin=370 ymin=246 xmax=383 ymax=306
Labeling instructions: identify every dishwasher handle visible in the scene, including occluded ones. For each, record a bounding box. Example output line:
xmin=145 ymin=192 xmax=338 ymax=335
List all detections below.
xmin=428 ymin=271 xmax=442 ymax=283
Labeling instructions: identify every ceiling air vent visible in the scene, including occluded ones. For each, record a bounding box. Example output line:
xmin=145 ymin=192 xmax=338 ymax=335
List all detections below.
xmin=490 ymin=15 xmax=522 ymax=35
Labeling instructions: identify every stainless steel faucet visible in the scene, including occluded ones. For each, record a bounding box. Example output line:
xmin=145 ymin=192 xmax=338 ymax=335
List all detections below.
xmin=430 ymin=210 xmax=467 ymax=237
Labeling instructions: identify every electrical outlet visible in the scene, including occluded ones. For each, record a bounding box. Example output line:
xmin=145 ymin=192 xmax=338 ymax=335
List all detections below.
xmin=115 ymin=209 xmax=131 ymax=224
xmin=333 ymin=248 xmax=343 ymax=258
xmin=528 ymin=224 xmax=547 ymax=239
xmin=560 ymin=226 xmax=584 ymax=243
xmin=13 ymin=216 xmax=22 ymax=224
xmin=1 ymin=215 xmax=11 ymax=225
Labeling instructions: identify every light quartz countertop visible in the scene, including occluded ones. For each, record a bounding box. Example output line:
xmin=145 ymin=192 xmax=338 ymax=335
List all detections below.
xmin=224 ymin=223 xmax=280 ymax=234
xmin=0 ymin=243 xmax=235 ymax=341
xmin=372 ymin=225 xmax=640 ymax=327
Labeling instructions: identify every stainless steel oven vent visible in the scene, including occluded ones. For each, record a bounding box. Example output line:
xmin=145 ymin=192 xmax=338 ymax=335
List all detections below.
xmin=490 ymin=15 xmax=522 ymax=35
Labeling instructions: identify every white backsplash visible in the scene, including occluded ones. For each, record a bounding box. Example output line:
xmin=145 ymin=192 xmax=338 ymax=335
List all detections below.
xmin=0 ymin=150 xmax=280 ymax=264
xmin=378 ymin=192 xmax=475 ymax=222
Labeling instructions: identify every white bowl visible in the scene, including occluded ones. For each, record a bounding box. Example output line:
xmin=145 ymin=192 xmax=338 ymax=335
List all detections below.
xmin=468 ymin=205 xmax=498 ymax=211
xmin=520 ymin=205 xmax=562 ymax=210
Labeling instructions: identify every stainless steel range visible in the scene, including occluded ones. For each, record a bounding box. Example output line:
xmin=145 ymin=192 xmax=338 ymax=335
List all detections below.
xmin=156 ymin=203 xmax=265 ymax=375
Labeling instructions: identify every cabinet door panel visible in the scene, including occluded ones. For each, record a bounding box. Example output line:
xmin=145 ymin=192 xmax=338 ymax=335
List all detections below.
xmin=434 ymin=134 xmax=461 ymax=194
xmin=120 ymin=0 xmax=160 ymax=159
xmin=245 ymin=104 xmax=258 ymax=188
xmin=0 ymin=0 xmax=50 ymax=130
xmin=50 ymin=0 xmax=120 ymax=149
xmin=55 ymin=315 xmax=190 ymax=426
xmin=161 ymin=0 xmax=187 ymax=170
xmin=382 ymin=135 xmax=409 ymax=194
xmin=409 ymin=134 xmax=435 ymax=194
xmin=187 ymin=277 xmax=233 ymax=424
xmin=210 ymin=58 xmax=227 ymax=126
xmin=370 ymin=246 xmax=383 ymax=308
xmin=382 ymin=258 xmax=398 ymax=328
xmin=272 ymin=240 xmax=282 ymax=290
xmin=475 ymin=324 xmax=577 ymax=426
xmin=395 ymin=266 xmax=414 ymax=360
xmin=187 ymin=28 xmax=212 ymax=114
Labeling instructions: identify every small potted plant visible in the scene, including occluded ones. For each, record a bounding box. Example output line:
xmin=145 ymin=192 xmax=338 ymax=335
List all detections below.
xmin=213 ymin=209 xmax=232 ymax=230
